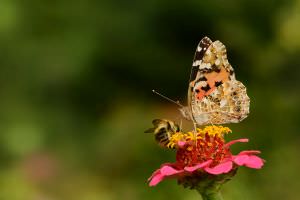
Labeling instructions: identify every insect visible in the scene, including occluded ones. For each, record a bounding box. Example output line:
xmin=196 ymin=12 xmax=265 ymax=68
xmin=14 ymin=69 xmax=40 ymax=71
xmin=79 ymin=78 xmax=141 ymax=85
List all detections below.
xmin=145 ymin=119 xmax=180 ymax=148
xmin=179 ymin=36 xmax=250 ymax=126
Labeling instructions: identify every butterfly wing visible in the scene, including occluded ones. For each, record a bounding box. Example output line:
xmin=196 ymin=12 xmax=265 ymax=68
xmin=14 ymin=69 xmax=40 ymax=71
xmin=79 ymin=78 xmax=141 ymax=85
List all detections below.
xmin=180 ymin=37 xmax=212 ymax=121
xmin=189 ymin=36 xmax=213 ymax=83
xmin=191 ymin=80 xmax=250 ymax=125
xmin=183 ymin=37 xmax=250 ymax=125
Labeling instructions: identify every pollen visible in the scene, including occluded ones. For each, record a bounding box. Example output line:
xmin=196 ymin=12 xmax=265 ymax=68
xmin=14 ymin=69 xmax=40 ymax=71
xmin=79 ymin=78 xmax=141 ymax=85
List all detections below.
xmin=202 ymin=125 xmax=232 ymax=138
xmin=174 ymin=126 xmax=232 ymax=167
xmin=187 ymin=146 xmax=194 ymax=151
xmin=167 ymin=125 xmax=232 ymax=149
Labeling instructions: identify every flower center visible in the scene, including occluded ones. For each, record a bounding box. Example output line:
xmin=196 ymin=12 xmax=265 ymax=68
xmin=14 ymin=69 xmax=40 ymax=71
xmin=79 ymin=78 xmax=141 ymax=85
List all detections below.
xmin=169 ymin=126 xmax=232 ymax=167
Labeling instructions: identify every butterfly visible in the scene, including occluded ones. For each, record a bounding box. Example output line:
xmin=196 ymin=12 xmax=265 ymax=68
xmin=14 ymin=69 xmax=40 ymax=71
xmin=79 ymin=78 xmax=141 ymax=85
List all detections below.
xmin=179 ymin=36 xmax=250 ymax=126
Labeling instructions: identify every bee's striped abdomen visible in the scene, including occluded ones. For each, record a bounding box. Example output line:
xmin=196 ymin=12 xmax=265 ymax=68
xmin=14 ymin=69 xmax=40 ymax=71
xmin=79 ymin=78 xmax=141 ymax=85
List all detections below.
xmin=145 ymin=119 xmax=180 ymax=148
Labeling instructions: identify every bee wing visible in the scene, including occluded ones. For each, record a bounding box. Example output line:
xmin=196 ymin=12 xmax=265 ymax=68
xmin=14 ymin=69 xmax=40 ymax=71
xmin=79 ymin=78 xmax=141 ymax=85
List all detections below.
xmin=152 ymin=119 xmax=164 ymax=126
xmin=144 ymin=128 xmax=155 ymax=133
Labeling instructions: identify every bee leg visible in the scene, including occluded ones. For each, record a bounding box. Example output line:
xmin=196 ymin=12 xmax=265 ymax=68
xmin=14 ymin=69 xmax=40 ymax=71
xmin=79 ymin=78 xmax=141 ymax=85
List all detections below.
xmin=175 ymin=115 xmax=183 ymax=132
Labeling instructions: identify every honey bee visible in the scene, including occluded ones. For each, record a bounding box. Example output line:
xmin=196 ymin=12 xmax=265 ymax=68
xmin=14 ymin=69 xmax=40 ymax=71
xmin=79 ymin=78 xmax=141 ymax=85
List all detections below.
xmin=145 ymin=119 xmax=180 ymax=148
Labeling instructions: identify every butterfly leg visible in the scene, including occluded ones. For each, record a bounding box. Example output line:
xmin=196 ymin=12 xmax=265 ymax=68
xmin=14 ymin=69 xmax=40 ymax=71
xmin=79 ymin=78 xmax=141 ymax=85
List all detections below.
xmin=192 ymin=121 xmax=198 ymax=147
xmin=208 ymin=100 xmax=215 ymax=126
xmin=193 ymin=122 xmax=197 ymax=132
xmin=179 ymin=119 xmax=183 ymax=132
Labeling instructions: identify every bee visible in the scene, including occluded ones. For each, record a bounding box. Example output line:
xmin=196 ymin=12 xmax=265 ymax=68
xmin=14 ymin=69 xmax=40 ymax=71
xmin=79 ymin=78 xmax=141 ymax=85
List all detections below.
xmin=145 ymin=119 xmax=180 ymax=148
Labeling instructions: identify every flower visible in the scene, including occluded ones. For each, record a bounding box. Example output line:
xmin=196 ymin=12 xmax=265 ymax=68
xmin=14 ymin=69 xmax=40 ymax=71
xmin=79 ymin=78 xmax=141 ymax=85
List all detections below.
xmin=148 ymin=126 xmax=264 ymax=187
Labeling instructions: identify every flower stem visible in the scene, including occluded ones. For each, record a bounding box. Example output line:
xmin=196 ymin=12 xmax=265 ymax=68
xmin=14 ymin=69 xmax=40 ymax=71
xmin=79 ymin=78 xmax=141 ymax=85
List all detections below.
xmin=196 ymin=180 xmax=223 ymax=200
xmin=197 ymin=190 xmax=223 ymax=200
xmin=178 ymin=170 xmax=237 ymax=200
xmin=194 ymin=170 xmax=237 ymax=200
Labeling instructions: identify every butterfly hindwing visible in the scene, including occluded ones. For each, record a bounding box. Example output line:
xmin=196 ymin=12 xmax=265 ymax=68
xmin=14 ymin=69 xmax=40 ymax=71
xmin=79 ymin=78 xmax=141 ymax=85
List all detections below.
xmin=191 ymin=80 xmax=250 ymax=125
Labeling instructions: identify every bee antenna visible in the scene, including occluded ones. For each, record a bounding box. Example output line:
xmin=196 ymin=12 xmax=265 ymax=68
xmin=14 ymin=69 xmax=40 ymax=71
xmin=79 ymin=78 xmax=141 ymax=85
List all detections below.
xmin=152 ymin=90 xmax=184 ymax=108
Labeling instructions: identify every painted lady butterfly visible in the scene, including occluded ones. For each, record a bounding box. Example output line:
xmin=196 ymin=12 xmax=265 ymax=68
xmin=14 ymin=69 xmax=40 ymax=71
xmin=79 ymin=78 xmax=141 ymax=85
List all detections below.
xmin=179 ymin=36 xmax=250 ymax=126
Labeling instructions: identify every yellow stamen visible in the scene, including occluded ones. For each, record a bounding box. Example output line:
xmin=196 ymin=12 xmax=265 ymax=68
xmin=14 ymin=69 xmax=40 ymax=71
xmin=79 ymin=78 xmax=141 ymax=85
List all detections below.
xmin=187 ymin=146 xmax=193 ymax=151
xmin=167 ymin=126 xmax=232 ymax=148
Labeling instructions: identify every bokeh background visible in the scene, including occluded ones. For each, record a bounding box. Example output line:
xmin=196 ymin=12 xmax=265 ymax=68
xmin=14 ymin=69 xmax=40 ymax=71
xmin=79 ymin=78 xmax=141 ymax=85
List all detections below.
xmin=0 ymin=0 xmax=300 ymax=199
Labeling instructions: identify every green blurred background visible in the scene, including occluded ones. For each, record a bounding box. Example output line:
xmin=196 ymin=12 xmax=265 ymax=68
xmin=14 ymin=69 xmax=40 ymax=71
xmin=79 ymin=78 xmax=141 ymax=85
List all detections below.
xmin=0 ymin=0 xmax=300 ymax=199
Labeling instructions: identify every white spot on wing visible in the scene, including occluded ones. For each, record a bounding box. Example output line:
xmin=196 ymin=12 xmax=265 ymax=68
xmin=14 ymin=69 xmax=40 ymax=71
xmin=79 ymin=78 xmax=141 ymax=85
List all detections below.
xmin=220 ymin=99 xmax=227 ymax=108
xmin=193 ymin=60 xmax=202 ymax=66
xmin=194 ymin=81 xmax=207 ymax=88
xmin=202 ymin=98 xmax=209 ymax=104
xmin=199 ymin=62 xmax=211 ymax=69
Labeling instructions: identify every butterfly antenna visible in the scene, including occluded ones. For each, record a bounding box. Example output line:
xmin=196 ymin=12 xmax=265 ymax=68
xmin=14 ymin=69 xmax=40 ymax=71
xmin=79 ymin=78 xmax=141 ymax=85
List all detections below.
xmin=152 ymin=90 xmax=184 ymax=108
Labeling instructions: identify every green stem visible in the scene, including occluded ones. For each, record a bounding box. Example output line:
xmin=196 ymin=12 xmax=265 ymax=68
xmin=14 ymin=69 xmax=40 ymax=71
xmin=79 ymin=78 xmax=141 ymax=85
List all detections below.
xmin=179 ymin=169 xmax=237 ymax=200
xmin=194 ymin=173 xmax=225 ymax=200
xmin=197 ymin=190 xmax=223 ymax=200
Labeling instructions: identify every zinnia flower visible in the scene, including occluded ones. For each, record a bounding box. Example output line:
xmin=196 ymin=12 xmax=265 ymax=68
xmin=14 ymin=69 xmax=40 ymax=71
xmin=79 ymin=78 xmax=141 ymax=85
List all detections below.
xmin=148 ymin=126 xmax=264 ymax=189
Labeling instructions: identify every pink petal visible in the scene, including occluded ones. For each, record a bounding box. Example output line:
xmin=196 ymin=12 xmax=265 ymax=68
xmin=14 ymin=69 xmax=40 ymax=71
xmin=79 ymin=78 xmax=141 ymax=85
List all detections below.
xmin=148 ymin=163 xmax=174 ymax=181
xmin=184 ymin=160 xmax=213 ymax=172
xmin=148 ymin=168 xmax=161 ymax=181
xmin=233 ymin=155 xmax=249 ymax=165
xmin=160 ymin=165 xmax=183 ymax=176
xmin=238 ymin=150 xmax=261 ymax=155
xmin=204 ymin=161 xmax=233 ymax=175
xmin=225 ymin=138 xmax=249 ymax=148
xmin=149 ymin=173 xmax=165 ymax=186
xmin=148 ymin=163 xmax=177 ymax=182
xmin=178 ymin=141 xmax=186 ymax=148
xmin=244 ymin=155 xmax=264 ymax=168
xmin=234 ymin=154 xmax=264 ymax=169
xmin=148 ymin=164 xmax=184 ymax=186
